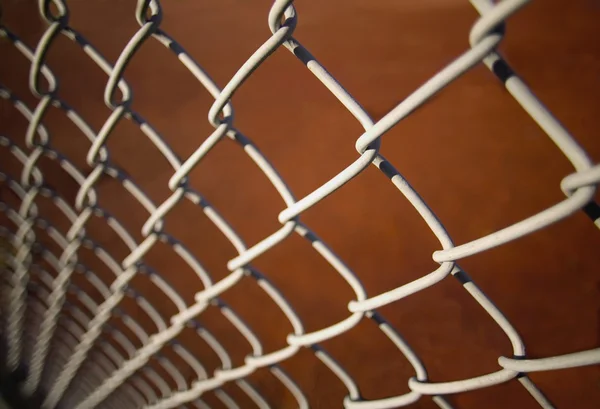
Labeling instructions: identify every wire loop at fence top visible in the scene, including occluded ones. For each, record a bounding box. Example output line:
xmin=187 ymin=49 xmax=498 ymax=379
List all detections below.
xmin=0 ymin=0 xmax=599 ymax=408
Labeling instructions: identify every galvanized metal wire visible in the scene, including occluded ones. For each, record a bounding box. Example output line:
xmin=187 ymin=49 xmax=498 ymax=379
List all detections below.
xmin=0 ymin=0 xmax=599 ymax=408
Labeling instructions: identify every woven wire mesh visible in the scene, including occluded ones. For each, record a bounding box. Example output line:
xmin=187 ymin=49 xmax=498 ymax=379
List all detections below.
xmin=0 ymin=0 xmax=599 ymax=408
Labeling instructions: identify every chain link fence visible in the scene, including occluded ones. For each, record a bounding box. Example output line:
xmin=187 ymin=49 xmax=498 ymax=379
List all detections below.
xmin=0 ymin=0 xmax=599 ymax=408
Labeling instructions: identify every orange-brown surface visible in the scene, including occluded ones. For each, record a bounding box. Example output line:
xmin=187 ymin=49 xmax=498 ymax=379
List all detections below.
xmin=1 ymin=0 xmax=600 ymax=408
